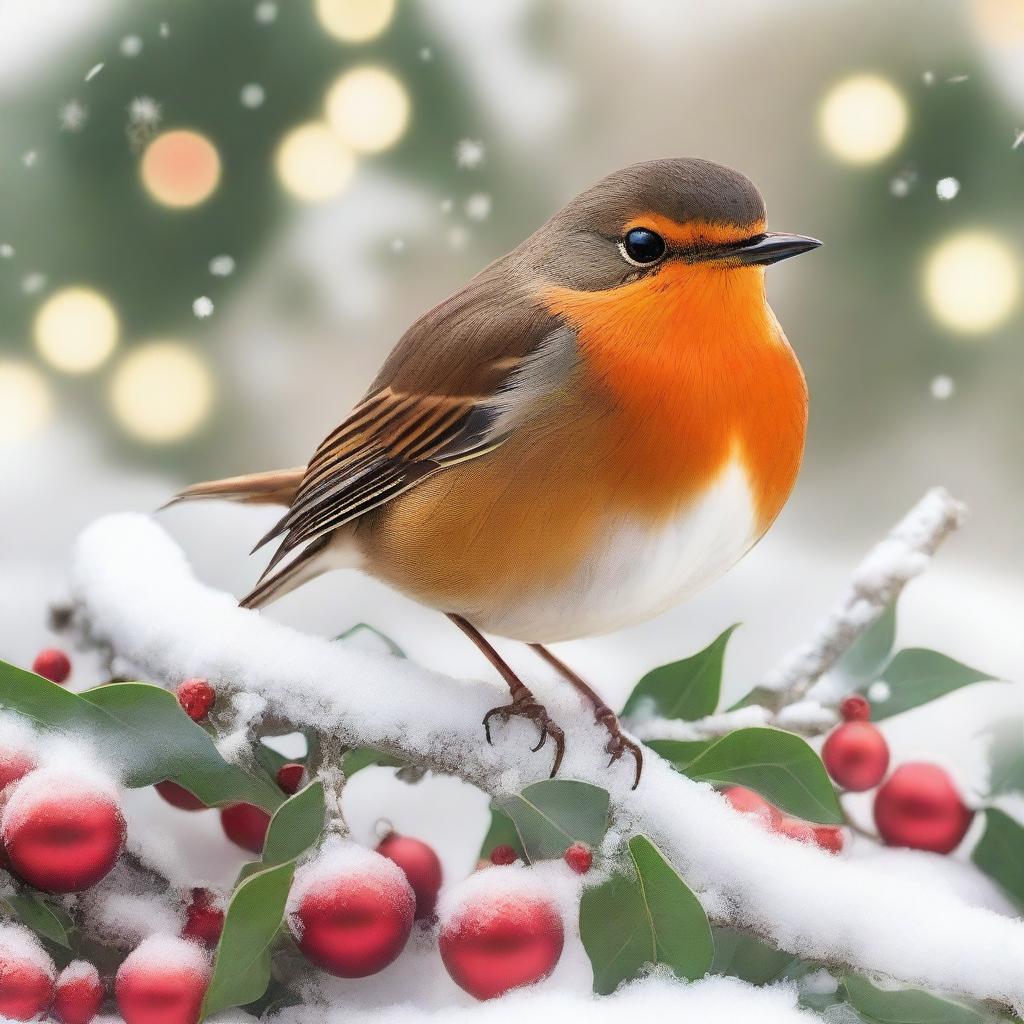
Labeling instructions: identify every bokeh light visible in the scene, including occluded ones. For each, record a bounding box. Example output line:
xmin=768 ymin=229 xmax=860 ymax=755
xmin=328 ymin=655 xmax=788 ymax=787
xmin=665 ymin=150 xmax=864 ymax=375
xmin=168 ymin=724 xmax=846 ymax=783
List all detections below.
xmin=324 ymin=67 xmax=409 ymax=153
xmin=34 ymin=286 xmax=119 ymax=373
xmin=971 ymin=0 xmax=1024 ymax=46
xmin=819 ymin=74 xmax=908 ymax=164
xmin=923 ymin=231 xmax=1019 ymax=335
xmin=275 ymin=122 xmax=356 ymax=202
xmin=0 ymin=361 xmax=53 ymax=443
xmin=315 ymin=0 xmax=395 ymax=42
xmin=110 ymin=341 xmax=213 ymax=442
xmin=140 ymin=130 xmax=221 ymax=208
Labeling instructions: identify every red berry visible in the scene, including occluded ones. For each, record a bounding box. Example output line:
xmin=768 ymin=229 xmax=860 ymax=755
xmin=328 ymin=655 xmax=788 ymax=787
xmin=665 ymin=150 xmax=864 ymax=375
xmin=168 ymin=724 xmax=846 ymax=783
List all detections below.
xmin=1 ymin=771 xmax=125 ymax=892
xmin=155 ymin=780 xmax=207 ymax=812
xmin=115 ymin=935 xmax=210 ymax=1024
xmin=32 ymin=648 xmax=71 ymax=685
xmin=812 ymin=825 xmax=845 ymax=854
xmin=0 ymin=923 xmax=55 ymax=1021
xmin=873 ymin=762 xmax=973 ymax=854
xmin=289 ymin=849 xmax=415 ymax=977
xmin=0 ymin=745 xmax=35 ymax=795
xmin=822 ymin=721 xmax=890 ymax=792
xmin=175 ymin=679 xmax=215 ymax=722
xmin=563 ymin=842 xmax=592 ymax=874
xmin=722 ymin=786 xmax=782 ymax=829
xmin=777 ymin=816 xmax=818 ymax=844
xmin=219 ymin=803 xmax=270 ymax=853
xmin=376 ymin=832 xmax=443 ymax=920
xmin=52 ymin=961 xmax=103 ymax=1024
xmin=440 ymin=895 xmax=564 ymax=1000
xmin=839 ymin=694 xmax=871 ymax=722
xmin=181 ymin=889 xmax=225 ymax=949
xmin=276 ymin=762 xmax=306 ymax=795
xmin=488 ymin=844 xmax=518 ymax=866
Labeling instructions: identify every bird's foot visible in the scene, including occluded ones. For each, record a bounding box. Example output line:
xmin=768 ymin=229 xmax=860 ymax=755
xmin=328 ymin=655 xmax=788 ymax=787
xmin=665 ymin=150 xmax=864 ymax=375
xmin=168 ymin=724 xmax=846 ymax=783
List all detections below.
xmin=483 ymin=695 xmax=565 ymax=778
xmin=595 ymin=707 xmax=643 ymax=789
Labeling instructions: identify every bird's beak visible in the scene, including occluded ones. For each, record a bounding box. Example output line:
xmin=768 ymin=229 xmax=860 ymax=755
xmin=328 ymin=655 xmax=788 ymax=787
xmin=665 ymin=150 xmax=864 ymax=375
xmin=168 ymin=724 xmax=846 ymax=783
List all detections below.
xmin=726 ymin=232 xmax=822 ymax=266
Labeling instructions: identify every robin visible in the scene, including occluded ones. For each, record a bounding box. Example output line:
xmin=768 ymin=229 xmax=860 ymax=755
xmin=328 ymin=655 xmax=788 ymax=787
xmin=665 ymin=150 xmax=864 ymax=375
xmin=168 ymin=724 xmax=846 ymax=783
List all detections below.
xmin=169 ymin=158 xmax=819 ymax=788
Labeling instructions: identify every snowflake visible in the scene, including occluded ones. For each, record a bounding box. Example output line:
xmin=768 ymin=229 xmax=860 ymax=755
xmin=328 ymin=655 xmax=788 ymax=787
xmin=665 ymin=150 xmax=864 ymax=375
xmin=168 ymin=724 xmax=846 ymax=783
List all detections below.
xmin=419 ymin=47 xmax=433 ymax=62
xmin=192 ymin=296 xmax=215 ymax=319
xmin=930 ymin=375 xmax=954 ymax=400
xmin=59 ymin=99 xmax=89 ymax=132
xmin=22 ymin=150 xmax=38 ymax=169
xmin=0 ymin=243 xmax=14 ymax=259
xmin=921 ymin=70 xmax=936 ymax=86
xmin=159 ymin=22 xmax=170 ymax=38
xmin=240 ymin=83 xmax=265 ymax=109
xmin=935 ymin=177 xmax=960 ymax=201
xmin=1013 ymin=130 xmax=1024 ymax=151
xmin=22 ymin=272 xmax=46 ymax=294
xmin=464 ymin=192 xmax=492 ymax=221
xmin=254 ymin=1 xmax=278 ymax=24
xmin=208 ymin=255 xmax=235 ymax=277
xmin=128 ymin=96 xmax=162 ymax=127
xmin=889 ymin=169 xmax=917 ymax=198
xmin=946 ymin=74 xmax=969 ymax=84
xmin=85 ymin=62 xmax=104 ymax=82
xmin=454 ymin=138 xmax=485 ymax=170
xmin=120 ymin=35 xmax=143 ymax=58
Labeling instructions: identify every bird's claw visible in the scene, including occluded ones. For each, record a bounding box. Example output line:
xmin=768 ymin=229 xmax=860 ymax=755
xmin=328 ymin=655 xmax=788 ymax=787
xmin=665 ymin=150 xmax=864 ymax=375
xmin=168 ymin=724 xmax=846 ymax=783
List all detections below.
xmin=604 ymin=727 xmax=644 ymax=790
xmin=482 ymin=698 xmax=565 ymax=777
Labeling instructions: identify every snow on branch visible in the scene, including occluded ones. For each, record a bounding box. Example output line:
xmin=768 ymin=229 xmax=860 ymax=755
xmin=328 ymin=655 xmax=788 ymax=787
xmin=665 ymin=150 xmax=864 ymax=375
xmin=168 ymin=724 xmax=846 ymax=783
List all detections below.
xmin=65 ymin=511 xmax=1024 ymax=1011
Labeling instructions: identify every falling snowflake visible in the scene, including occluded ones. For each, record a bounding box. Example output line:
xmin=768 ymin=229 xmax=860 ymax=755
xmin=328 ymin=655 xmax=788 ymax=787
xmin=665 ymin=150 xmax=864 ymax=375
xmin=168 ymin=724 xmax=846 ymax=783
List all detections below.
xmin=930 ymin=375 xmax=955 ymax=400
xmin=867 ymin=680 xmax=891 ymax=703
xmin=128 ymin=96 xmax=162 ymax=127
xmin=192 ymin=296 xmax=214 ymax=319
xmin=240 ymin=83 xmax=265 ymax=109
xmin=120 ymin=35 xmax=143 ymax=58
xmin=22 ymin=150 xmax=38 ymax=169
xmin=921 ymin=70 xmax=936 ymax=86
xmin=208 ymin=255 xmax=235 ymax=277
xmin=159 ymin=22 xmax=170 ymax=38
xmin=935 ymin=177 xmax=960 ymax=201
xmin=464 ymin=193 xmax=492 ymax=221
xmin=58 ymin=99 xmax=89 ymax=132
xmin=454 ymin=138 xmax=485 ymax=170
xmin=254 ymin=1 xmax=278 ymax=24
xmin=419 ymin=47 xmax=433 ymax=62
xmin=85 ymin=63 xmax=104 ymax=82
xmin=1013 ymin=130 xmax=1024 ymax=151
xmin=946 ymin=74 xmax=969 ymax=84
xmin=0 ymin=243 xmax=14 ymax=259
xmin=22 ymin=273 xmax=47 ymax=294
xmin=889 ymin=169 xmax=917 ymax=198
xmin=390 ymin=238 xmax=406 ymax=253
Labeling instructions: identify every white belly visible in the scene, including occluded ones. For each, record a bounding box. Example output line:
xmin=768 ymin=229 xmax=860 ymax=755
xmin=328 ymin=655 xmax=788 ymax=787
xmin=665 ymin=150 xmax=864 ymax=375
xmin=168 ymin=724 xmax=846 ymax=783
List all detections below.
xmin=480 ymin=459 xmax=759 ymax=643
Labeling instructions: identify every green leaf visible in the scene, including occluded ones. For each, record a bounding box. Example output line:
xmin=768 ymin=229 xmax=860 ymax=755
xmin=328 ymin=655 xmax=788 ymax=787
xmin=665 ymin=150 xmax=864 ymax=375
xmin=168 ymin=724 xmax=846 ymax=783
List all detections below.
xmin=981 ymin=718 xmax=1024 ymax=797
xmin=478 ymin=806 xmax=525 ymax=862
xmin=683 ymin=727 xmax=843 ymax=824
xmin=843 ymin=974 xmax=997 ymax=1024
xmin=972 ymin=808 xmax=1024 ymax=908
xmin=261 ymin=782 xmax=325 ymax=866
xmin=0 ymin=892 xmax=73 ymax=949
xmin=341 ymin=747 xmax=405 ymax=776
xmin=645 ymin=739 xmax=713 ymax=770
xmin=496 ymin=779 xmax=610 ymax=861
xmin=334 ymin=623 xmax=406 ymax=659
xmin=710 ymin=927 xmax=795 ymax=985
xmin=622 ymin=626 xmax=737 ymax=721
xmin=0 ymin=661 xmax=282 ymax=811
xmin=836 ymin=602 xmax=897 ymax=684
xmin=580 ymin=834 xmax=713 ymax=995
xmin=203 ymin=861 xmax=295 ymax=1018
xmin=864 ymin=649 xmax=994 ymax=721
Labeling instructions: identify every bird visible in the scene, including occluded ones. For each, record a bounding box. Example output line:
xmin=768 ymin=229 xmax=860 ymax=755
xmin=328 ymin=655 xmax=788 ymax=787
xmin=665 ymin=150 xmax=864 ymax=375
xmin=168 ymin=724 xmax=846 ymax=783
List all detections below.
xmin=168 ymin=158 xmax=819 ymax=789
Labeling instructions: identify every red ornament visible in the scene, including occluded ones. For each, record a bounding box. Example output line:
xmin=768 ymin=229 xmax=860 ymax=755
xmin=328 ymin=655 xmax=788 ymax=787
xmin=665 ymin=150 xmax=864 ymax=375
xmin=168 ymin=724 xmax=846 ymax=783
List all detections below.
xmin=722 ymin=786 xmax=782 ymax=828
xmin=440 ymin=896 xmax=564 ymax=1000
xmin=488 ymin=844 xmax=518 ymax=866
xmin=181 ymin=889 xmax=225 ymax=948
xmin=175 ymin=679 xmax=216 ymax=722
xmin=0 ymin=925 xmax=54 ymax=1022
xmin=822 ymin=721 xmax=890 ymax=792
xmin=563 ymin=842 xmax=592 ymax=874
xmin=839 ymin=694 xmax=871 ymax=722
xmin=290 ymin=859 xmax=415 ymax=977
xmin=276 ymin=762 xmax=306 ymax=795
xmin=873 ymin=762 xmax=973 ymax=854
xmin=32 ymin=648 xmax=71 ymax=685
xmin=155 ymin=781 xmax=207 ymax=812
xmin=1 ymin=775 xmax=125 ymax=892
xmin=777 ymin=816 xmax=818 ymax=844
xmin=115 ymin=936 xmax=210 ymax=1024
xmin=812 ymin=825 xmax=845 ymax=854
xmin=52 ymin=961 xmax=104 ymax=1024
xmin=219 ymin=803 xmax=270 ymax=853
xmin=0 ymin=745 xmax=35 ymax=794
xmin=375 ymin=832 xmax=443 ymax=920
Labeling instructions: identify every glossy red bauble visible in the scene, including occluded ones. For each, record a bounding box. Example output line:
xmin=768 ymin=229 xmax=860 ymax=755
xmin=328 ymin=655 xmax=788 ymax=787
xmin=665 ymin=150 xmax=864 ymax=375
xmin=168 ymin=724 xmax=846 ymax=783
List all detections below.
xmin=175 ymin=679 xmax=216 ymax=722
xmin=822 ymin=721 xmax=890 ymax=792
xmin=376 ymin=832 xmax=443 ymax=920
xmin=563 ymin=843 xmax=592 ymax=874
xmin=52 ymin=961 xmax=104 ymax=1024
xmin=839 ymin=694 xmax=871 ymax=722
xmin=0 ymin=926 xmax=54 ymax=1022
xmin=722 ymin=786 xmax=782 ymax=828
xmin=219 ymin=803 xmax=270 ymax=853
xmin=1 ymin=777 xmax=125 ymax=892
xmin=115 ymin=936 xmax=210 ymax=1024
xmin=777 ymin=816 xmax=817 ymax=844
xmin=276 ymin=762 xmax=306 ymax=795
xmin=0 ymin=746 xmax=35 ymax=794
xmin=488 ymin=844 xmax=517 ymax=866
xmin=440 ymin=896 xmax=564 ymax=1000
xmin=181 ymin=889 xmax=225 ymax=948
xmin=812 ymin=825 xmax=845 ymax=854
xmin=155 ymin=781 xmax=206 ymax=812
xmin=873 ymin=762 xmax=973 ymax=854
xmin=32 ymin=648 xmax=71 ymax=684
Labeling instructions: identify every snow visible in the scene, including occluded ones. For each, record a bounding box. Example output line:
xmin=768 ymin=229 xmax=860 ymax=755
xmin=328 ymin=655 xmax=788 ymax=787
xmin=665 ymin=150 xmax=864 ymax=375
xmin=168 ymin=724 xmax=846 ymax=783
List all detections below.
xmin=66 ymin=514 xmax=1024 ymax=1007
xmin=193 ymin=296 xmax=215 ymax=319
xmin=453 ymin=139 xmax=485 ymax=169
xmin=0 ymin=921 xmax=56 ymax=978
xmin=930 ymin=375 xmax=955 ymax=400
xmin=1 ymin=756 xmax=120 ymax=836
xmin=82 ymin=883 xmax=184 ymax=948
xmin=57 ymin=959 xmax=100 ymax=986
xmin=935 ymin=177 xmax=960 ymax=201
xmin=209 ymin=255 xmax=236 ymax=277
xmin=119 ymin=34 xmax=142 ymax=58
xmin=118 ymin=933 xmax=210 ymax=979
xmin=240 ymin=84 xmax=265 ymax=109
xmin=629 ymin=704 xmax=769 ymax=741
xmin=0 ymin=711 xmax=36 ymax=764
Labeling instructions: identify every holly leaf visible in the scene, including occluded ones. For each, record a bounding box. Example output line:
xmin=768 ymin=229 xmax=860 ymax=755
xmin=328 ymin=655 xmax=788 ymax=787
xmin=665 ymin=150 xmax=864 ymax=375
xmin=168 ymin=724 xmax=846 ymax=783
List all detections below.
xmin=710 ymin=927 xmax=795 ymax=985
xmin=682 ymin=727 xmax=843 ymax=824
xmin=0 ymin=661 xmax=282 ymax=811
xmin=835 ymin=602 xmax=896 ymax=684
xmin=496 ymin=780 xmax=609 ymax=861
xmin=972 ymin=808 xmax=1024 ymax=908
xmin=580 ymin=834 xmax=713 ymax=995
xmin=981 ymin=718 xmax=1024 ymax=797
xmin=843 ymin=974 xmax=996 ymax=1024
xmin=622 ymin=626 xmax=737 ymax=721
xmin=478 ymin=806 xmax=526 ymax=862
xmin=0 ymin=892 xmax=74 ymax=949
xmin=646 ymin=739 xmax=713 ymax=770
xmin=334 ymin=623 xmax=406 ymax=658
xmin=863 ymin=649 xmax=994 ymax=720
xmin=261 ymin=782 xmax=325 ymax=866
xmin=203 ymin=861 xmax=295 ymax=1018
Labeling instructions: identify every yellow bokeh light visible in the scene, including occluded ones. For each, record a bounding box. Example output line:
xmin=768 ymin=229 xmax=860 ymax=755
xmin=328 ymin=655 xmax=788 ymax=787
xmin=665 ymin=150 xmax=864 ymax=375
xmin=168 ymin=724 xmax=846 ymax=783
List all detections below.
xmin=315 ymin=0 xmax=395 ymax=42
xmin=324 ymin=66 xmax=409 ymax=153
xmin=0 ymin=360 xmax=53 ymax=443
xmin=34 ymin=286 xmax=119 ymax=374
xmin=110 ymin=341 xmax=213 ymax=443
xmin=275 ymin=121 xmax=356 ymax=202
xmin=141 ymin=130 xmax=221 ymax=208
xmin=819 ymin=74 xmax=908 ymax=165
xmin=971 ymin=0 xmax=1024 ymax=46
xmin=923 ymin=231 xmax=1020 ymax=335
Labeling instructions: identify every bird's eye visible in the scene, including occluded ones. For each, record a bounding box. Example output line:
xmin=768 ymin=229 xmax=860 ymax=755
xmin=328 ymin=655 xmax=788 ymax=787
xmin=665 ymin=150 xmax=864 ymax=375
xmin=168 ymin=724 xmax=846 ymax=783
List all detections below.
xmin=619 ymin=227 xmax=666 ymax=267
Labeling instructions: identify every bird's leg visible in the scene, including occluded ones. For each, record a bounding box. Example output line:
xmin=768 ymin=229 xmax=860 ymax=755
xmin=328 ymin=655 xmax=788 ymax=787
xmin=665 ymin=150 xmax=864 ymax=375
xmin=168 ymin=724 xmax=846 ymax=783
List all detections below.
xmin=447 ymin=614 xmax=565 ymax=778
xmin=530 ymin=643 xmax=643 ymax=789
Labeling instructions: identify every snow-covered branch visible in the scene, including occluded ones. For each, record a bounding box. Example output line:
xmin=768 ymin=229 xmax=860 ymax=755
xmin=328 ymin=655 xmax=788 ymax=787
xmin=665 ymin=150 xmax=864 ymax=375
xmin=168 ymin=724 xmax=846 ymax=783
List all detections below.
xmin=61 ymin=512 xmax=1024 ymax=1010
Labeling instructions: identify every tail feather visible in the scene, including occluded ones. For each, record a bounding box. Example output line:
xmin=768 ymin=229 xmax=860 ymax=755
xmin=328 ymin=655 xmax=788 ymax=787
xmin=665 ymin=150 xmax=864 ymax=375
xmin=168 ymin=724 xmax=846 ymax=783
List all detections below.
xmin=239 ymin=535 xmax=332 ymax=610
xmin=161 ymin=468 xmax=305 ymax=511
